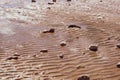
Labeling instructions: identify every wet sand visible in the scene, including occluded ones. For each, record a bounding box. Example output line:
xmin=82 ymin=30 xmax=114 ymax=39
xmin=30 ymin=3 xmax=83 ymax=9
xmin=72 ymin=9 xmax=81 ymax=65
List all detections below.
xmin=0 ymin=0 xmax=120 ymax=80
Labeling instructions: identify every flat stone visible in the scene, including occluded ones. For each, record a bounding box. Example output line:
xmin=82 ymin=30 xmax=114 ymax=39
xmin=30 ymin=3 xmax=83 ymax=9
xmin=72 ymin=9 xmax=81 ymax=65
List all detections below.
xmin=68 ymin=25 xmax=81 ymax=29
xmin=40 ymin=49 xmax=48 ymax=53
xmin=48 ymin=3 xmax=54 ymax=5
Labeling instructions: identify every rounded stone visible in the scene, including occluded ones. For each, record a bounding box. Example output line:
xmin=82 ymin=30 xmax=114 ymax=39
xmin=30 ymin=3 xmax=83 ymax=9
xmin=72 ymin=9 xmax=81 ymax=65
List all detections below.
xmin=116 ymin=44 xmax=120 ymax=48
xmin=117 ymin=62 xmax=120 ymax=68
xmin=60 ymin=41 xmax=66 ymax=47
xmin=59 ymin=54 xmax=64 ymax=59
xmin=89 ymin=45 xmax=98 ymax=51
xmin=77 ymin=76 xmax=90 ymax=80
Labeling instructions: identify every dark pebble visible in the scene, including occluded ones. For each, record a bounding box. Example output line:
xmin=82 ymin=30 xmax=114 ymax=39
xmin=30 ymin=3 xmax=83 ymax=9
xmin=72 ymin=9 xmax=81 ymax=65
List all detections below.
xmin=77 ymin=76 xmax=90 ymax=80
xmin=117 ymin=62 xmax=120 ymax=68
xmin=48 ymin=3 xmax=54 ymax=5
xmin=59 ymin=54 xmax=64 ymax=59
xmin=7 ymin=56 xmax=18 ymax=60
xmin=53 ymin=0 xmax=56 ymax=2
xmin=40 ymin=49 xmax=48 ymax=53
xmin=89 ymin=45 xmax=98 ymax=51
xmin=76 ymin=37 xmax=79 ymax=39
xmin=60 ymin=42 xmax=66 ymax=47
xmin=68 ymin=25 xmax=81 ymax=29
xmin=43 ymin=28 xmax=55 ymax=33
xmin=107 ymin=37 xmax=111 ymax=40
xmin=67 ymin=0 xmax=71 ymax=1
xmin=44 ymin=78 xmax=50 ymax=80
xmin=47 ymin=7 xmax=51 ymax=10
xmin=32 ymin=0 xmax=36 ymax=2
xmin=100 ymin=0 xmax=102 ymax=2
xmin=116 ymin=44 xmax=120 ymax=48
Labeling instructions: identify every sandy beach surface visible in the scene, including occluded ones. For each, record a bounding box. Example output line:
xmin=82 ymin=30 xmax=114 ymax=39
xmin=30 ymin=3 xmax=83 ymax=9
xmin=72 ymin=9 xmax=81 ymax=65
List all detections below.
xmin=0 ymin=0 xmax=120 ymax=80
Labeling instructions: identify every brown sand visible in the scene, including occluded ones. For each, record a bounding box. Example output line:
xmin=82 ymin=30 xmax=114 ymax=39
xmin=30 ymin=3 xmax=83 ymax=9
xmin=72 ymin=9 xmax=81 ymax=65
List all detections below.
xmin=0 ymin=0 xmax=120 ymax=80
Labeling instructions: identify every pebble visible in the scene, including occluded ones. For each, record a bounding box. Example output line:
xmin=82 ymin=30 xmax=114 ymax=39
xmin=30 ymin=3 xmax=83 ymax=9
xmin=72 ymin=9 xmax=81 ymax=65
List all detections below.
xmin=48 ymin=3 xmax=54 ymax=5
xmin=32 ymin=0 xmax=36 ymax=2
xmin=43 ymin=28 xmax=55 ymax=33
xmin=53 ymin=0 xmax=56 ymax=2
xmin=60 ymin=41 xmax=67 ymax=47
xmin=68 ymin=25 xmax=81 ymax=29
xmin=76 ymin=65 xmax=85 ymax=69
xmin=40 ymin=49 xmax=48 ymax=53
xmin=44 ymin=78 xmax=50 ymax=80
xmin=77 ymin=76 xmax=90 ymax=80
xmin=13 ymin=53 xmax=20 ymax=56
xmin=89 ymin=45 xmax=98 ymax=51
xmin=117 ymin=62 xmax=120 ymax=68
xmin=47 ymin=7 xmax=51 ymax=10
xmin=116 ymin=44 xmax=120 ymax=48
xmin=59 ymin=54 xmax=64 ymax=59
xmin=6 ymin=56 xmax=18 ymax=60
xmin=100 ymin=0 xmax=103 ymax=2
xmin=67 ymin=0 xmax=71 ymax=1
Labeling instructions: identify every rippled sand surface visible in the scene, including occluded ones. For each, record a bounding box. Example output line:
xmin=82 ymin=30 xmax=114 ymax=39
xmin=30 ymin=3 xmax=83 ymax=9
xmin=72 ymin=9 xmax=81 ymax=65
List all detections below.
xmin=0 ymin=0 xmax=120 ymax=80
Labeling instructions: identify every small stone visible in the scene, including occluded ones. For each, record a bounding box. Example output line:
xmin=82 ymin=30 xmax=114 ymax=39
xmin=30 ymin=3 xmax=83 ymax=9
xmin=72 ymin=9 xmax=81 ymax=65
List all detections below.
xmin=43 ymin=28 xmax=55 ymax=33
xmin=32 ymin=0 xmax=36 ymax=2
xmin=76 ymin=37 xmax=79 ymax=39
xmin=13 ymin=53 xmax=20 ymax=56
xmin=40 ymin=49 xmax=48 ymax=53
xmin=60 ymin=41 xmax=66 ymax=47
xmin=89 ymin=45 xmax=98 ymax=51
xmin=47 ymin=7 xmax=51 ymax=10
xmin=7 ymin=56 xmax=18 ymax=60
xmin=44 ymin=78 xmax=50 ymax=80
xmin=76 ymin=65 xmax=85 ymax=69
xmin=48 ymin=3 xmax=54 ymax=5
xmin=100 ymin=0 xmax=102 ymax=2
xmin=107 ymin=37 xmax=111 ymax=40
xmin=35 ymin=72 xmax=39 ymax=75
xmin=116 ymin=44 xmax=120 ymax=48
xmin=53 ymin=0 xmax=56 ymax=2
xmin=59 ymin=54 xmax=64 ymax=59
xmin=77 ymin=76 xmax=90 ymax=80
xmin=117 ymin=62 xmax=120 ymax=68
xmin=68 ymin=25 xmax=81 ymax=29
xmin=67 ymin=0 xmax=71 ymax=2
